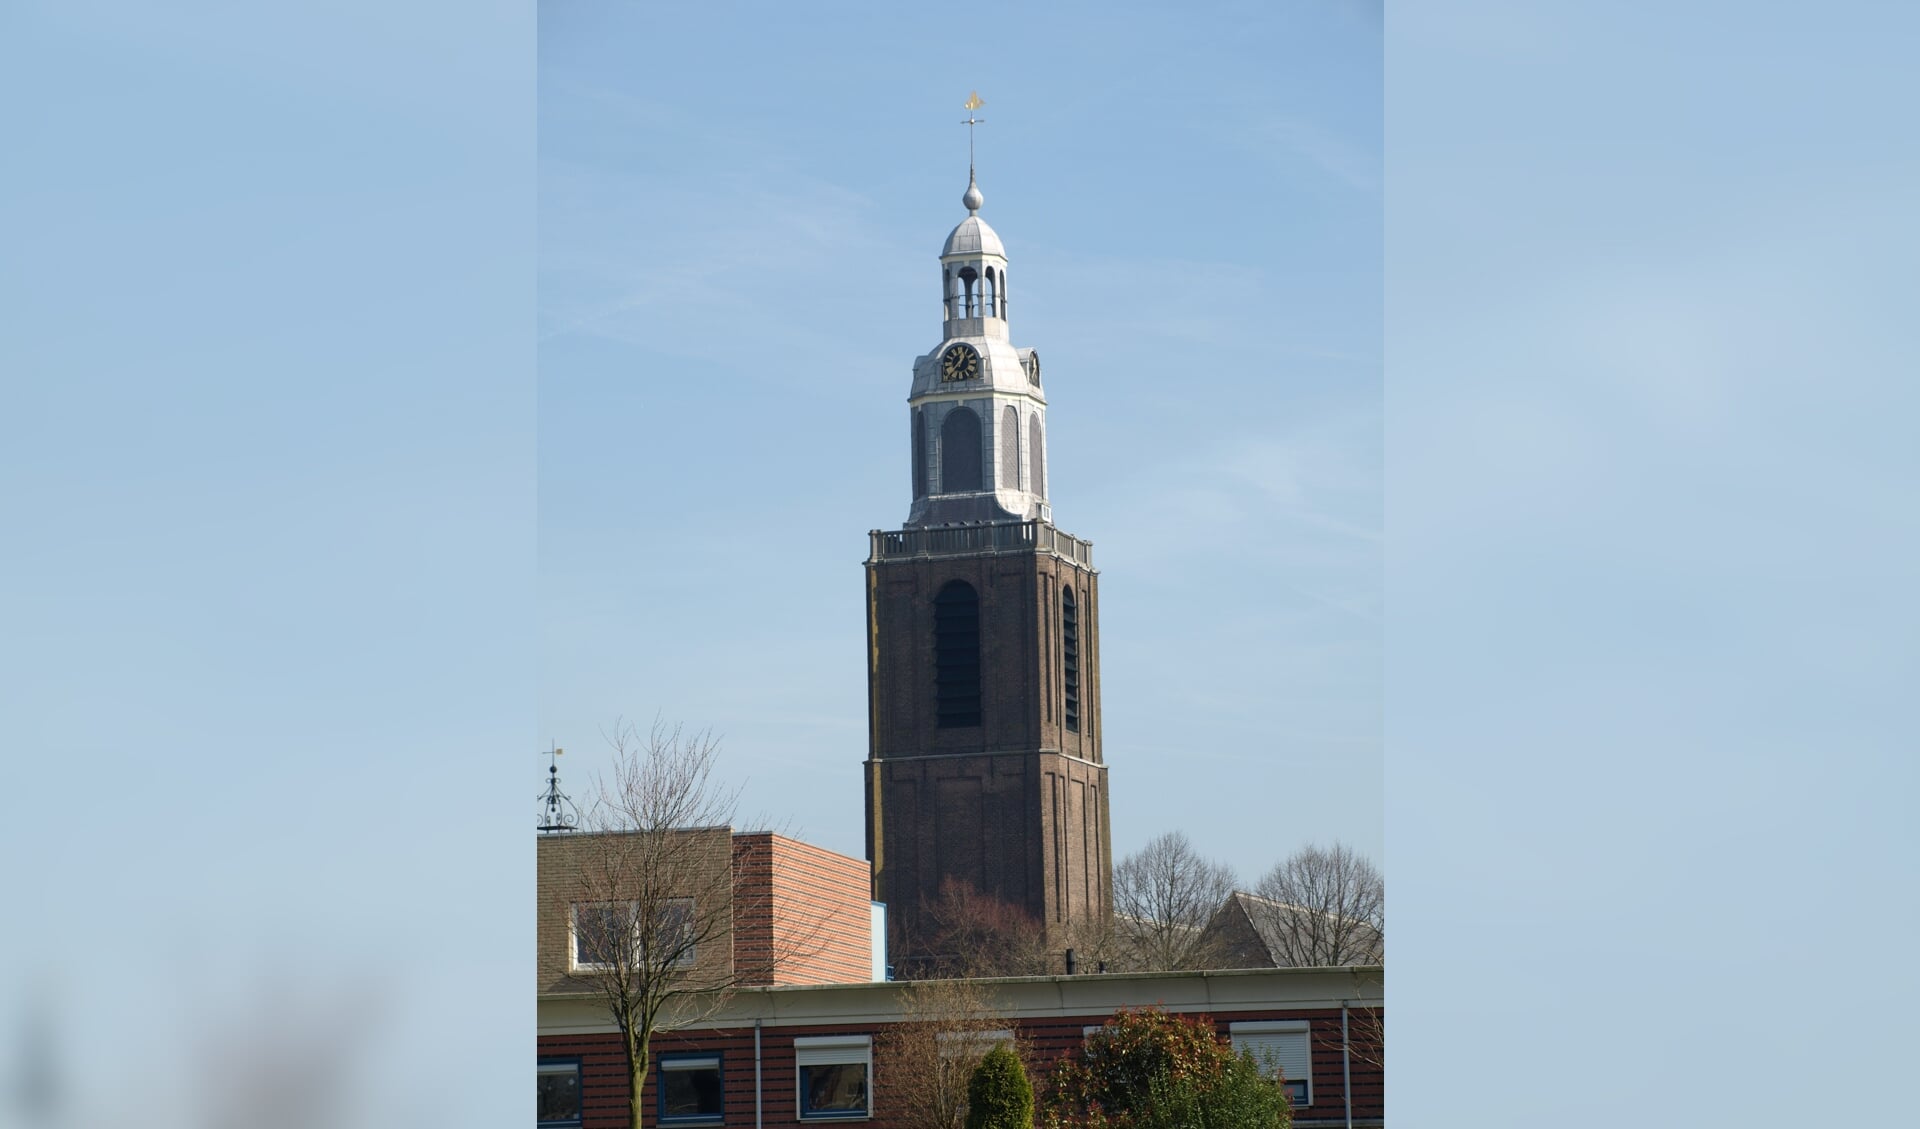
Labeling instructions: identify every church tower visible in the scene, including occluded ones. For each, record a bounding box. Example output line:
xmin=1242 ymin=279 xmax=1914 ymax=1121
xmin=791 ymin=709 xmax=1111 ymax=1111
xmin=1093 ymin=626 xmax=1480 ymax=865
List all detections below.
xmin=864 ymin=168 xmax=1112 ymax=968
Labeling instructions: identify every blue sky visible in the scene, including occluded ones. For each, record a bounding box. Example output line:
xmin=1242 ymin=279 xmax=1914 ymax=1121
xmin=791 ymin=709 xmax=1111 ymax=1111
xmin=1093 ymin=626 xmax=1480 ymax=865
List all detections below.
xmin=4 ymin=2 xmax=1916 ymax=1127
xmin=538 ymin=1 xmax=1384 ymax=882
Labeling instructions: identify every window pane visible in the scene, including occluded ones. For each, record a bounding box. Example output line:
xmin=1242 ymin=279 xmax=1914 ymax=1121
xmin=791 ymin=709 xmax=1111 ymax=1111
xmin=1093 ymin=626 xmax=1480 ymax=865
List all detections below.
xmin=661 ymin=1059 xmax=723 ymax=1120
xmin=574 ymin=904 xmax=624 ymax=967
xmin=800 ymin=1062 xmax=869 ymax=1116
xmin=647 ymin=899 xmax=696 ymax=968
xmin=537 ymin=1064 xmax=582 ymax=1124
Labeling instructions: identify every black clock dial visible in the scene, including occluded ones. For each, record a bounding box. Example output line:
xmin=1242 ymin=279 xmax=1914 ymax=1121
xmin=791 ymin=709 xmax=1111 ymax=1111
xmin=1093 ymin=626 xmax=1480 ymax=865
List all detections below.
xmin=940 ymin=343 xmax=980 ymax=382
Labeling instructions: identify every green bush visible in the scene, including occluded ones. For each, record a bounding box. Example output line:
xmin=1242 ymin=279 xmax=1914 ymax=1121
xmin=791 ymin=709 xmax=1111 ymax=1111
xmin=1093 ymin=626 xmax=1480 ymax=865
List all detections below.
xmin=966 ymin=1044 xmax=1035 ymax=1129
xmin=1038 ymin=1008 xmax=1290 ymax=1129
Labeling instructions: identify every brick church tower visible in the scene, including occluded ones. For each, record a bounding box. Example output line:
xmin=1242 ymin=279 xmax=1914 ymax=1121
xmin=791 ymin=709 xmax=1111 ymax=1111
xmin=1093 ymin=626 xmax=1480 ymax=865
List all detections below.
xmin=864 ymin=169 xmax=1113 ymax=967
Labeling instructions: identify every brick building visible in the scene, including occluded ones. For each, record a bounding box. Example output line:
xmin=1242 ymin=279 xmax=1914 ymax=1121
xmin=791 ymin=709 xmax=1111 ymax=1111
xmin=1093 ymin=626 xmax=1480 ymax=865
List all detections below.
xmin=537 ymin=965 xmax=1383 ymax=1129
xmin=537 ymin=829 xmax=879 ymax=997
xmin=538 ymin=161 xmax=1385 ymax=1129
xmin=864 ymin=170 xmax=1113 ymax=966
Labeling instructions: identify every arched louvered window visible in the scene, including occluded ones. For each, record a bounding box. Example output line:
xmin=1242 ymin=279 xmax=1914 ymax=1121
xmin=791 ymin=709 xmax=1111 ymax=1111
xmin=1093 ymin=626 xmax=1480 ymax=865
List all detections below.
xmin=958 ymin=267 xmax=979 ymax=317
xmin=999 ymin=405 xmax=1019 ymax=491
xmin=911 ymin=408 xmax=927 ymax=499
xmin=1062 ymin=586 xmax=1080 ymax=733
xmin=984 ymin=268 xmax=998 ymax=318
xmin=941 ymin=407 xmax=982 ymax=493
xmin=934 ymin=581 xmax=981 ymax=728
xmin=1028 ymin=415 xmax=1046 ymax=498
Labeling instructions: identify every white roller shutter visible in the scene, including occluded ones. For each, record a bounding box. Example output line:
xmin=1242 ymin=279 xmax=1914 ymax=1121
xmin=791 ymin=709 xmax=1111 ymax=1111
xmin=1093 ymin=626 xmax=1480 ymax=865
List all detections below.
xmin=1229 ymin=1020 xmax=1311 ymax=1104
xmin=793 ymin=1035 xmax=871 ymax=1068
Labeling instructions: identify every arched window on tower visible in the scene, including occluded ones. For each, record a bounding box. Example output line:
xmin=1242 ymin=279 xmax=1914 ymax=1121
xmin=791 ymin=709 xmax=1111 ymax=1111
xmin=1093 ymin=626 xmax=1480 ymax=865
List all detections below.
xmin=1029 ymin=415 xmax=1046 ymax=498
xmin=934 ymin=581 xmax=982 ymax=728
xmin=912 ymin=408 xmax=927 ymax=499
xmin=1062 ymin=586 xmax=1080 ymax=733
xmin=944 ymin=269 xmax=957 ymax=320
xmin=958 ymin=267 xmax=979 ymax=317
xmin=941 ymin=407 xmax=982 ymax=493
xmin=983 ymin=268 xmax=998 ymax=318
xmin=1000 ymin=270 xmax=1008 ymax=320
xmin=999 ymin=405 xmax=1019 ymax=491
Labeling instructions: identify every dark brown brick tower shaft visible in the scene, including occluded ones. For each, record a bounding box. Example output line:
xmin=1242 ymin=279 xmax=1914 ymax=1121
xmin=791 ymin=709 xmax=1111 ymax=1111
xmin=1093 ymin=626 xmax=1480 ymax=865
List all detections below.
xmin=864 ymin=522 xmax=1113 ymax=963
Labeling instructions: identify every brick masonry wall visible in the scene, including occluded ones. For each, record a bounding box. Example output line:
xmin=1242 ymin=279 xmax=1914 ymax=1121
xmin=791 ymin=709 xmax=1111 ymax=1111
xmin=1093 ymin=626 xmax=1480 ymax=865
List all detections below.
xmin=866 ymin=548 xmax=1101 ymax=762
xmin=864 ymin=544 xmax=1112 ymax=952
xmin=732 ymin=833 xmax=874 ymax=986
xmin=537 ymin=828 xmax=738 ymax=996
xmin=538 ymin=1005 xmax=1384 ymax=1128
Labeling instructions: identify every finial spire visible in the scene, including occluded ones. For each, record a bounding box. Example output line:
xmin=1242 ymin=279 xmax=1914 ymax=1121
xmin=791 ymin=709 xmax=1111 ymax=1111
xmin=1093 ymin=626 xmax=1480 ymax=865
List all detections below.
xmin=961 ymin=91 xmax=986 ymax=214
xmin=537 ymin=742 xmax=579 ymax=833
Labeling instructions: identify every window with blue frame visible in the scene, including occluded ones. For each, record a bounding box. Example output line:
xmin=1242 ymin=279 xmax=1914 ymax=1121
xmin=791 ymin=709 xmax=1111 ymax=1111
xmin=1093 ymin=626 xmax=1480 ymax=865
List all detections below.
xmin=794 ymin=1035 xmax=871 ymax=1120
xmin=537 ymin=1058 xmax=583 ymax=1127
xmin=659 ymin=1053 xmax=723 ymax=1123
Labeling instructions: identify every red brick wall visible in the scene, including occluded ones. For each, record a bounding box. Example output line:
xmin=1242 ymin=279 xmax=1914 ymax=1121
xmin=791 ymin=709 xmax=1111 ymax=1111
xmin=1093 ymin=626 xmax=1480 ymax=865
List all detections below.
xmin=731 ymin=833 xmax=872 ymax=986
xmin=538 ymin=1005 xmax=1384 ymax=1128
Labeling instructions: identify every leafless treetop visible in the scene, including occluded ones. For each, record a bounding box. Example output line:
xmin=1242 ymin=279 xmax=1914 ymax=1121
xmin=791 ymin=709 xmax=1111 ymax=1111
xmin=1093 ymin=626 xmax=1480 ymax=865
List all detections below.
xmin=1112 ymin=831 xmax=1239 ymax=971
xmin=1251 ymin=841 xmax=1384 ymax=967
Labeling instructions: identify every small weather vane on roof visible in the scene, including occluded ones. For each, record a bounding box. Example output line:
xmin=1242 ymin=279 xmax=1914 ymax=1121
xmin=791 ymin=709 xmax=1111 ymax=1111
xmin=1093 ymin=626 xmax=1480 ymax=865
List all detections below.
xmin=537 ymin=741 xmax=579 ymax=833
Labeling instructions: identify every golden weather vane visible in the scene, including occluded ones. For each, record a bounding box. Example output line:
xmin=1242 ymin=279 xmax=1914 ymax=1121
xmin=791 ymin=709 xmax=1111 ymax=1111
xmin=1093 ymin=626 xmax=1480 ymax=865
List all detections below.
xmin=962 ymin=91 xmax=986 ymax=177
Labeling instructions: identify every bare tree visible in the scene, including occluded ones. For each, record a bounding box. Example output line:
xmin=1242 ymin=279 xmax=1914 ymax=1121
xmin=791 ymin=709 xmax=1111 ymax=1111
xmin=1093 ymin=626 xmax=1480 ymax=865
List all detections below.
xmin=897 ymin=879 xmax=1125 ymax=981
xmin=893 ymin=879 xmax=1055 ymax=980
xmin=879 ymin=977 xmax=1023 ymax=1129
xmin=539 ymin=719 xmax=779 ymax=1129
xmin=1251 ymin=842 xmax=1384 ymax=967
xmin=1111 ymin=831 xmax=1239 ymax=971
xmin=1314 ymin=968 xmax=1385 ymax=1073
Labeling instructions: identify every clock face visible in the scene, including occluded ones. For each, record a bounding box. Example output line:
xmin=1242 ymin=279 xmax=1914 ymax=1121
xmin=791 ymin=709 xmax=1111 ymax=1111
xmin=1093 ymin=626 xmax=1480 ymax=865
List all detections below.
xmin=940 ymin=343 xmax=981 ymax=383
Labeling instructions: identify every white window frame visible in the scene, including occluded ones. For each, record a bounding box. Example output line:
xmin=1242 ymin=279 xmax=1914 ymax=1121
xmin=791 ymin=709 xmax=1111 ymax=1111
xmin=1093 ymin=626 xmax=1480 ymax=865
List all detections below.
xmin=1229 ymin=1019 xmax=1312 ymax=1108
xmin=568 ymin=899 xmax=696 ymax=972
xmin=794 ymin=1035 xmax=872 ymax=1121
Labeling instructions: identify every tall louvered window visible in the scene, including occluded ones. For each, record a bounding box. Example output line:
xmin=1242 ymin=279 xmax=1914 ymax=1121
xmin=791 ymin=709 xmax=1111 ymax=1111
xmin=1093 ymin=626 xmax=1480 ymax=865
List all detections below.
xmin=912 ymin=409 xmax=927 ymax=498
xmin=934 ymin=581 xmax=981 ymax=728
xmin=999 ymin=405 xmax=1019 ymax=490
xmin=941 ymin=407 xmax=982 ymax=493
xmin=1029 ymin=415 xmax=1045 ymax=498
xmin=1062 ymin=586 xmax=1079 ymax=733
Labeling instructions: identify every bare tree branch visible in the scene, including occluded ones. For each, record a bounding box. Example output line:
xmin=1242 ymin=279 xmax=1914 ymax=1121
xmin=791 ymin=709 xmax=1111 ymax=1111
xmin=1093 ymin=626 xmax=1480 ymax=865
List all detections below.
xmin=894 ymin=879 xmax=1059 ymax=980
xmin=1111 ymin=831 xmax=1239 ymax=971
xmin=539 ymin=718 xmax=810 ymax=1129
xmin=1250 ymin=841 xmax=1384 ymax=967
xmin=879 ymin=978 xmax=1024 ymax=1129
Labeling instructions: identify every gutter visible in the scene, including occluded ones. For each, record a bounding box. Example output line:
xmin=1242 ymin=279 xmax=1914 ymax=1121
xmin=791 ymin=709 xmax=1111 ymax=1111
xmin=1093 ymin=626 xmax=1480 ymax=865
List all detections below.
xmin=1340 ymin=1000 xmax=1352 ymax=1129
